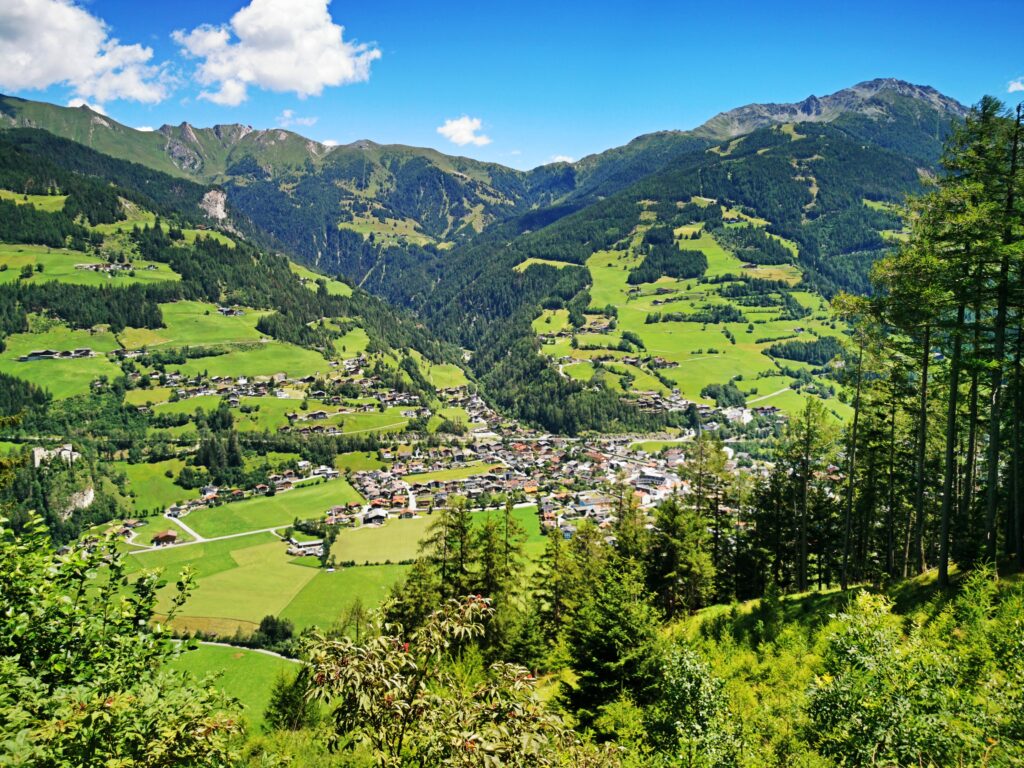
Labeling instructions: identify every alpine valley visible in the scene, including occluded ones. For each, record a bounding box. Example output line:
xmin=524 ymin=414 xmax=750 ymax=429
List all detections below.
xmin=2 ymin=73 xmax=1024 ymax=768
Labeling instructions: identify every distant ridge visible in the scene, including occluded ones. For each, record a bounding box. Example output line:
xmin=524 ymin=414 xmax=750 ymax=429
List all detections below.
xmin=693 ymin=78 xmax=968 ymax=140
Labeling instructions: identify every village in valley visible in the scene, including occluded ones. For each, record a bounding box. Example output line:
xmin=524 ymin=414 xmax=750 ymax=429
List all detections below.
xmin=108 ymin=348 xmax=789 ymax=562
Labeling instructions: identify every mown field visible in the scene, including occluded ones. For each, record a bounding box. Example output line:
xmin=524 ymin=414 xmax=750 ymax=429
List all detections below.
xmin=118 ymin=301 xmax=270 ymax=350
xmin=169 ymin=644 xmax=298 ymax=729
xmin=0 ymin=322 xmax=123 ymax=398
xmin=113 ymin=458 xmax=197 ymax=513
xmin=184 ymin=479 xmax=365 ymax=538
xmin=127 ymin=506 xmax=542 ymax=635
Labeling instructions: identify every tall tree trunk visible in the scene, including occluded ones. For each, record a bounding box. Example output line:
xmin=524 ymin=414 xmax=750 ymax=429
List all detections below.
xmin=985 ymin=104 xmax=1022 ymax=563
xmin=798 ymin=415 xmax=812 ymax=593
xmin=842 ymin=345 xmax=864 ymax=590
xmin=1013 ymin=320 xmax=1023 ymax=571
xmin=913 ymin=323 xmax=932 ymax=574
xmin=939 ymin=304 xmax=965 ymax=587
xmin=886 ymin=396 xmax=898 ymax=578
xmin=959 ymin=293 xmax=983 ymax=561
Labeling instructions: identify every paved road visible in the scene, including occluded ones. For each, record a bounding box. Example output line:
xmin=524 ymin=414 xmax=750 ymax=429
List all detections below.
xmin=194 ymin=640 xmax=302 ymax=664
xmin=128 ymin=524 xmax=285 ymax=554
xmin=167 ymin=515 xmax=205 ymax=542
xmin=747 ymin=386 xmax=791 ymax=404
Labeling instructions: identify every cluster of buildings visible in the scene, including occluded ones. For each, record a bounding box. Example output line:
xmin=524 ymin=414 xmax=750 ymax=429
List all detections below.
xmin=19 ymin=348 xmax=94 ymax=362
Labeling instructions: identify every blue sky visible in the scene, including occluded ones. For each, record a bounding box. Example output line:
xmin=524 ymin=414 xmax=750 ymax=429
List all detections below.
xmin=1 ymin=0 xmax=1022 ymax=169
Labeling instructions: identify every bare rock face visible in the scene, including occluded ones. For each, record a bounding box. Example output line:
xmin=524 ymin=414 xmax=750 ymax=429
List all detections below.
xmin=64 ymin=486 xmax=95 ymax=516
xmin=695 ymin=78 xmax=969 ymax=140
xmin=200 ymin=189 xmax=228 ymax=221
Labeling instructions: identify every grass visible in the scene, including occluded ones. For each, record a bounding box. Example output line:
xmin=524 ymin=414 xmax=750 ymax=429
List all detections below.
xmin=289 ymin=262 xmax=352 ymax=296
xmin=278 ymin=564 xmax=409 ymax=629
xmin=333 ymin=408 xmax=410 ymax=435
xmin=113 ymin=458 xmax=197 ymax=513
xmin=184 ymin=479 xmax=364 ymax=538
xmin=118 ymin=301 xmax=269 ymax=349
xmin=129 ymin=534 xmax=319 ymax=632
xmin=335 ymin=516 xmax=433 ymax=563
xmin=533 ymin=309 xmax=570 ymax=335
xmin=335 ymin=451 xmax=385 ymax=472
xmin=338 ymin=214 xmax=433 ymax=247
xmin=334 ymin=327 xmax=369 ymax=357
xmin=513 ymin=257 xmax=576 ymax=272
xmin=424 ymin=362 xmax=469 ymax=388
xmin=405 ymin=462 xmax=502 ymax=485
xmin=169 ymin=643 xmax=298 ymax=729
xmin=233 ymin=397 xmax=301 ymax=433
xmin=0 ymin=243 xmax=179 ymax=288
xmin=129 ymin=507 xmax=543 ymax=636
xmin=124 ymin=386 xmax=172 ymax=406
xmin=170 ymin=343 xmax=331 ymax=380
xmin=0 ymin=322 xmax=122 ymax=398
xmin=0 ymin=189 xmax=68 ymax=211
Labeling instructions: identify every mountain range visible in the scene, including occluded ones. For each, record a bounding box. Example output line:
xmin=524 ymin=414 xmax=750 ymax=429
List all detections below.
xmin=0 ymin=78 xmax=970 ymax=431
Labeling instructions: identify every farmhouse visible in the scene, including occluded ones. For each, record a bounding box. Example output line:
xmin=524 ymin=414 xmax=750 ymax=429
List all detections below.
xmin=286 ymin=538 xmax=324 ymax=557
xmin=151 ymin=530 xmax=178 ymax=546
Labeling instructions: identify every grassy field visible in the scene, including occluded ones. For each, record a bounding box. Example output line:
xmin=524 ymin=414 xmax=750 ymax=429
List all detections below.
xmin=335 ymin=516 xmax=432 ymax=563
xmin=128 ymin=507 xmax=543 ymax=635
xmin=0 ymin=323 xmax=123 ymax=398
xmin=0 ymin=243 xmax=180 ymax=287
xmin=0 ymin=189 xmax=68 ymax=211
xmin=424 ymin=362 xmax=469 ymax=388
xmin=278 ymin=564 xmax=409 ymax=629
xmin=184 ymin=479 xmax=364 ymax=538
xmin=128 ymin=534 xmax=318 ymax=632
xmin=128 ymin=531 xmax=406 ymax=633
xmin=514 ymin=257 xmax=576 ymax=272
xmin=124 ymin=386 xmax=173 ymax=406
xmin=289 ymin=262 xmax=352 ymax=296
xmin=335 ymin=327 xmax=369 ymax=357
xmin=405 ymin=461 xmax=502 ymax=485
xmin=334 ymin=451 xmax=385 ymax=472
xmin=118 ymin=301 xmax=269 ymax=349
xmin=114 ymin=458 xmax=197 ymax=512
xmin=169 ymin=644 xmax=298 ymax=728
xmin=170 ymin=342 xmax=331 ymax=379
xmin=333 ymin=408 xmax=410 ymax=435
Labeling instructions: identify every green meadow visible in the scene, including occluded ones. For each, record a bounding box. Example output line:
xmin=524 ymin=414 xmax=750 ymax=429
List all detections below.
xmin=405 ymin=461 xmax=502 ymax=485
xmin=0 ymin=323 xmax=123 ymax=398
xmin=0 ymin=189 xmax=68 ymax=212
xmin=169 ymin=644 xmax=299 ymax=729
xmin=183 ymin=479 xmax=364 ymax=538
xmin=128 ymin=506 xmax=542 ymax=635
xmin=0 ymin=243 xmax=180 ymax=287
xmin=169 ymin=342 xmax=330 ymax=379
xmin=289 ymin=262 xmax=353 ymax=296
xmin=118 ymin=301 xmax=269 ymax=349
xmin=114 ymin=458 xmax=198 ymax=512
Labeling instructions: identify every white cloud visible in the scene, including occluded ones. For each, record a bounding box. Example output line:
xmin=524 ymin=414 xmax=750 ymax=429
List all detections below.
xmin=1009 ymin=78 xmax=1024 ymax=94
xmin=322 ymin=139 xmax=340 ymax=147
xmin=277 ymin=109 xmax=318 ymax=128
xmin=550 ymin=154 xmax=575 ymax=163
xmin=67 ymin=97 xmax=106 ymax=115
xmin=0 ymin=0 xmax=171 ymax=105
xmin=173 ymin=0 xmax=380 ymax=106
xmin=135 ymin=126 xmax=155 ymax=132
xmin=436 ymin=115 xmax=491 ymax=147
